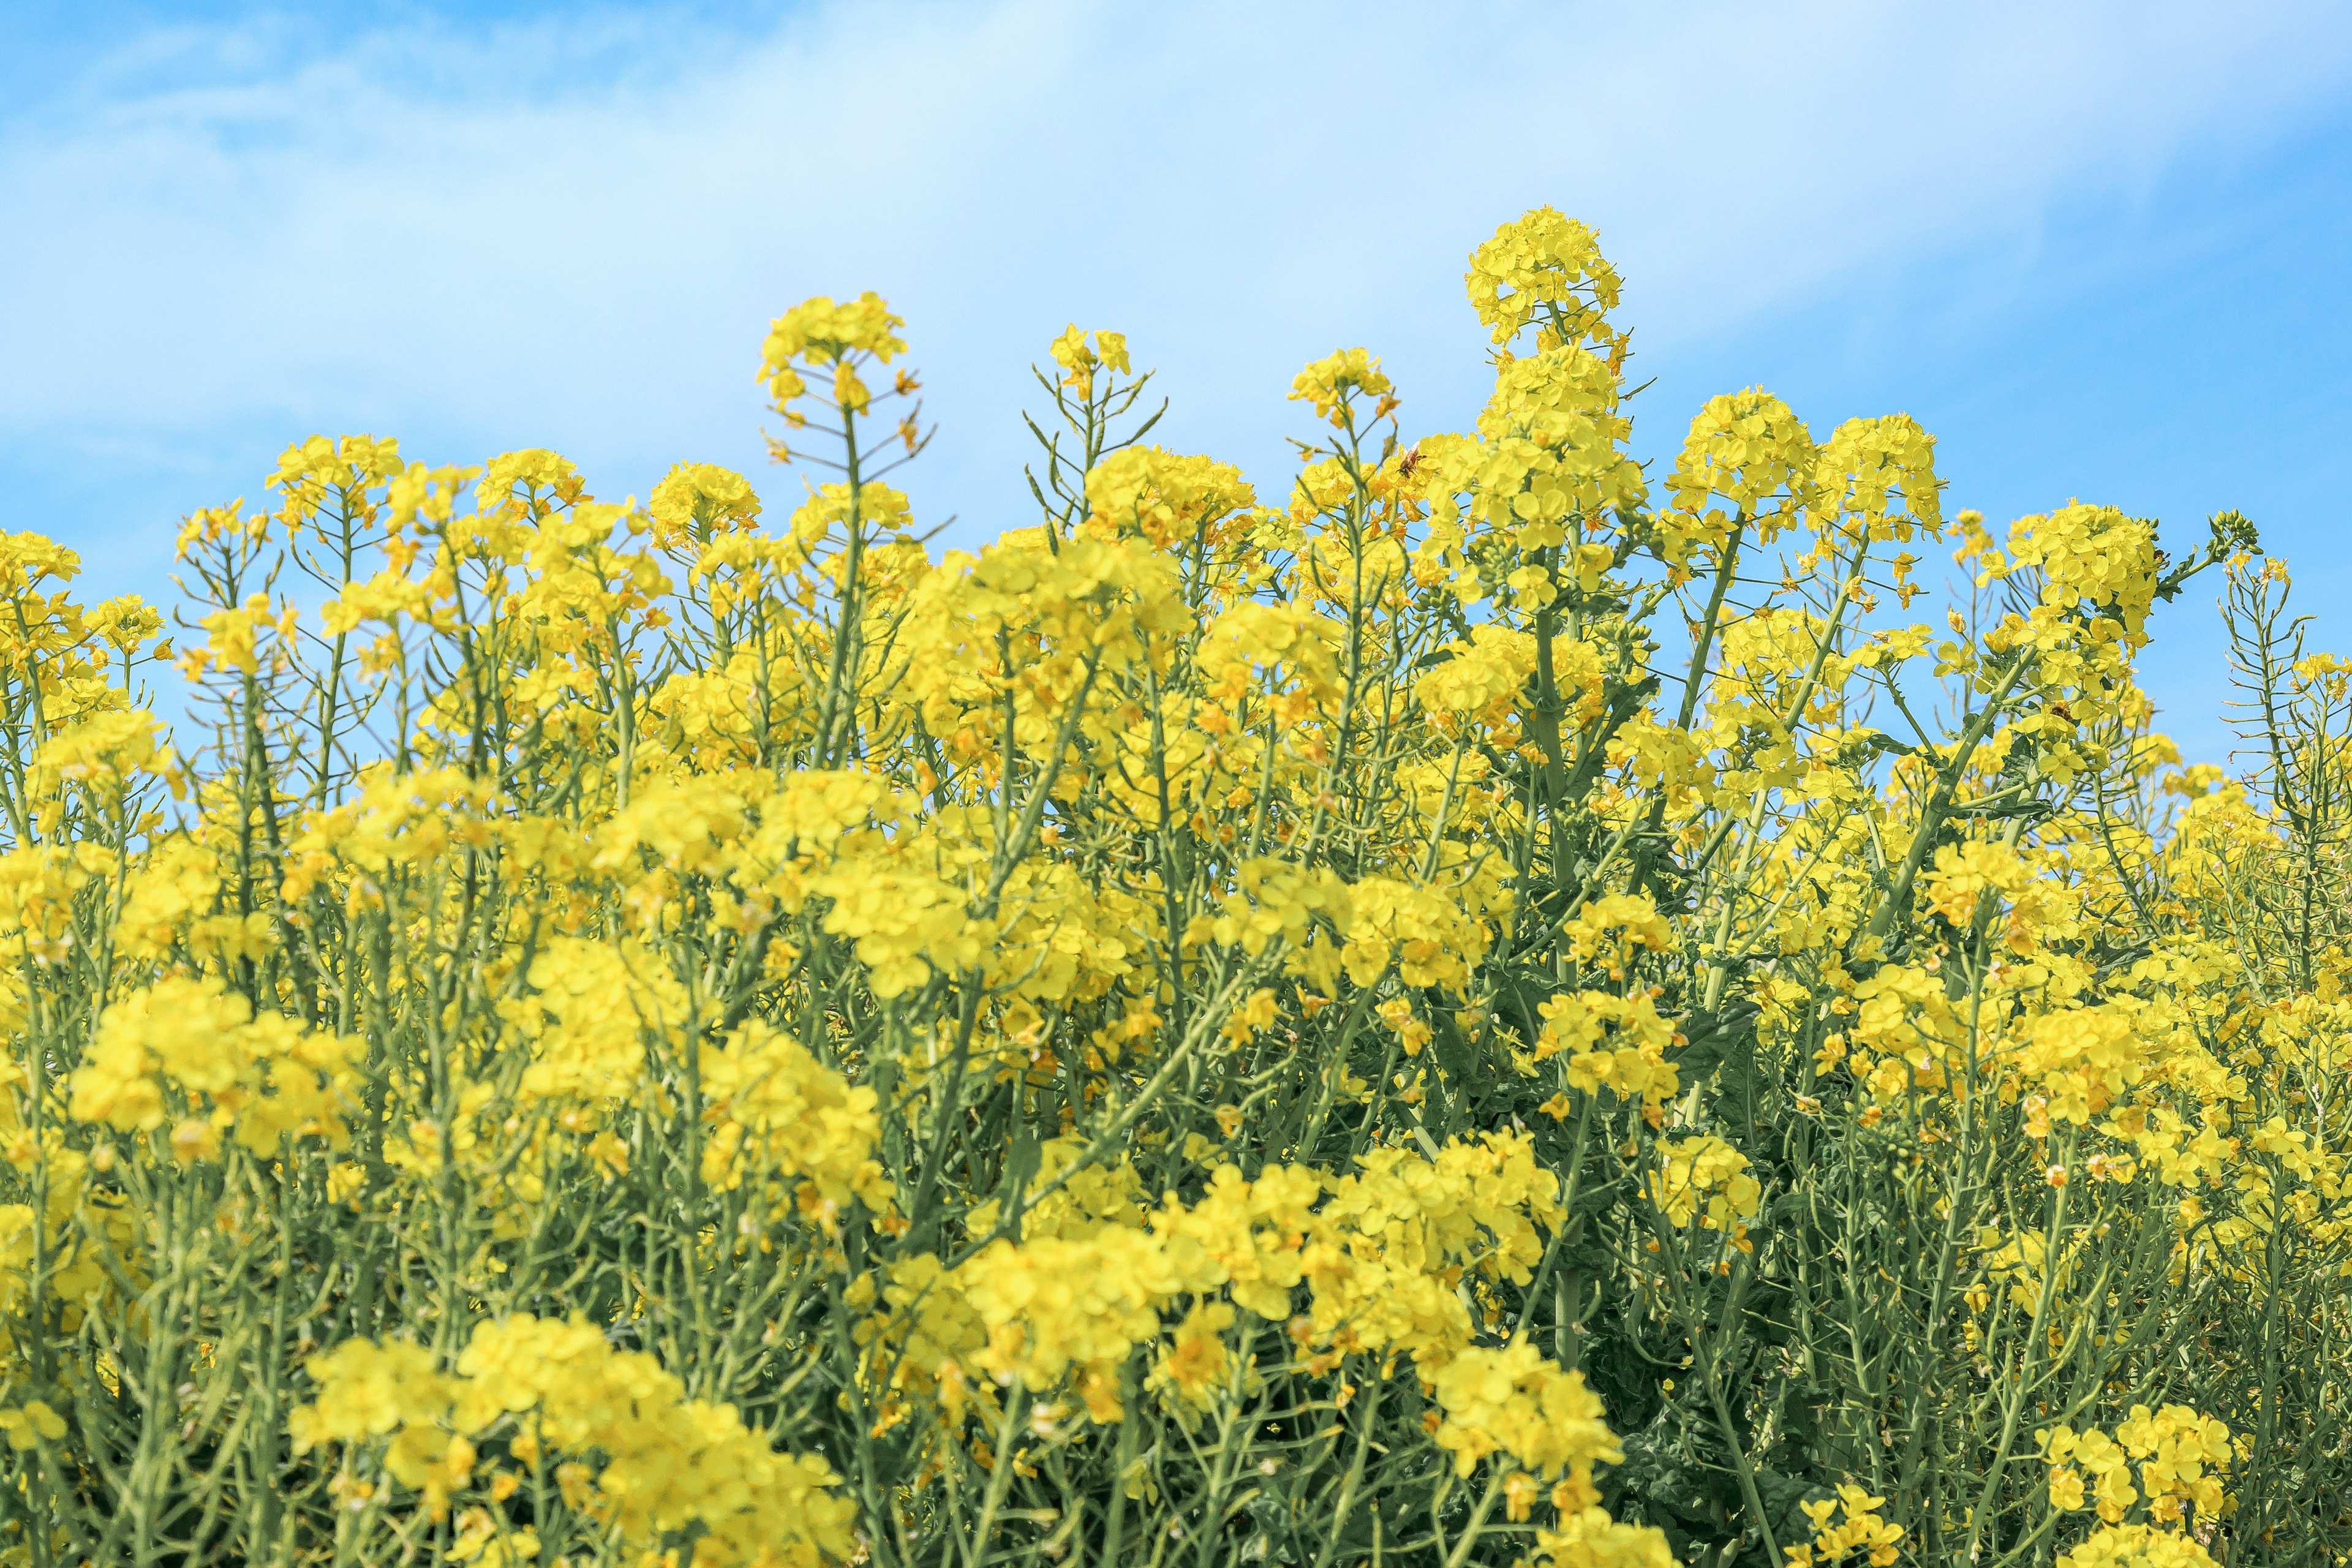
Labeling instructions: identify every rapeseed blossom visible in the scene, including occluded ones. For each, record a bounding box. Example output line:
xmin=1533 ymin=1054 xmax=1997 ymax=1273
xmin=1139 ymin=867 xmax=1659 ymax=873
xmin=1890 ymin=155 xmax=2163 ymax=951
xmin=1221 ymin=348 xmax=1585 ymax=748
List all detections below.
xmin=0 ymin=203 xmax=2331 ymax=1568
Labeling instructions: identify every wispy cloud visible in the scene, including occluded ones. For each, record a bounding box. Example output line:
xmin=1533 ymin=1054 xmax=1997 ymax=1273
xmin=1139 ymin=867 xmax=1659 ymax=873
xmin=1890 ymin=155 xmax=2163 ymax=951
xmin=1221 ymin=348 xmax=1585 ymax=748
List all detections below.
xmin=4 ymin=0 xmax=2348 ymax=573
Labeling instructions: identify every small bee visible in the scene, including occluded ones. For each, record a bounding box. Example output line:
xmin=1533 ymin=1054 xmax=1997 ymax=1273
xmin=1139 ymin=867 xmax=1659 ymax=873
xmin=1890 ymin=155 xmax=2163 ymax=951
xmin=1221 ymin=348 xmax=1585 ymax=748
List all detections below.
xmin=1395 ymin=446 xmax=1426 ymax=484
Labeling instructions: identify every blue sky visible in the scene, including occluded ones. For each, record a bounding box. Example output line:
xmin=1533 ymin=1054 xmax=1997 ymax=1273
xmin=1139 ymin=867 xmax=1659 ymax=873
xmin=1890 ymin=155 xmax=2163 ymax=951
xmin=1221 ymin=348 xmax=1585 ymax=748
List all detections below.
xmin=2 ymin=0 xmax=2348 ymax=765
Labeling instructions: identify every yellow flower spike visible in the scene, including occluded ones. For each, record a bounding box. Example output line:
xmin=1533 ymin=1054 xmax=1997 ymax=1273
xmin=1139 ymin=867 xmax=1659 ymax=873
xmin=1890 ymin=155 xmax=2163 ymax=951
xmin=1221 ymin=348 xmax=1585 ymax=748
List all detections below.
xmin=1083 ymin=446 xmax=1254 ymax=546
xmin=647 ymin=461 xmax=761 ymax=546
xmin=1664 ymin=388 xmax=1818 ymax=565
xmin=833 ymin=361 xmax=872 ymax=415
xmin=1051 ymin=323 xmax=1133 ymax=388
xmin=1466 ymin=206 xmax=1624 ymax=352
xmin=1812 ymin=413 xmax=1942 ymax=548
xmin=268 ymin=432 xmax=404 ymax=532
xmin=1428 ymin=1342 xmax=1618 ymax=1479
xmin=1646 ymin=1135 xmax=1762 ymax=1232
xmin=173 ymin=500 xmax=270 ymax=559
xmin=1289 ymin=347 xmax=1392 ymax=427
xmin=764 ymin=291 xmax=907 ymax=368
xmin=2005 ymin=501 xmax=2162 ymax=643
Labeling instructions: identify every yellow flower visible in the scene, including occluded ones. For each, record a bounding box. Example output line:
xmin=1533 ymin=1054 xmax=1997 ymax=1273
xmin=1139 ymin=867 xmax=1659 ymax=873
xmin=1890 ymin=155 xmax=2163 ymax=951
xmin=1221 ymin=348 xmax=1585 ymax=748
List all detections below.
xmin=1662 ymin=388 xmax=1817 ymax=564
xmin=647 ymin=461 xmax=760 ymax=544
xmin=1049 ymin=325 xmax=1133 ymax=387
xmin=288 ymin=1340 xmax=449 ymax=1452
xmin=1430 ymin=1341 xmax=1619 ymax=1480
xmin=0 ymin=1401 xmax=66 ymax=1450
xmin=1148 ymin=1300 xmax=1235 ymax=1408
xmin=1466 ymin=205 xmax=1623 ymax=352
xmin=2056 ymin=1524 xmax=2219 ymax=1568
xmin=1647 ymin=1136 xmax=1762 ymax=1232
xmin=1785 ymin=1483 xmax=1904 ymax=1568
xmin=1288 ymin=347 xmax=1393 ymax=426
xmin=762 ymin=291 xmax=906 ymax=371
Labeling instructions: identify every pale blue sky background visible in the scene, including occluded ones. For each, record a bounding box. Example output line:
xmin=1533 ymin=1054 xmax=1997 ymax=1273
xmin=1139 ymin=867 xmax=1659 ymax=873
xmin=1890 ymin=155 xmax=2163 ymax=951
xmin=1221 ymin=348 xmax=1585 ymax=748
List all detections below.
xmin=2 ymin=0 xmax=2349 ymax=766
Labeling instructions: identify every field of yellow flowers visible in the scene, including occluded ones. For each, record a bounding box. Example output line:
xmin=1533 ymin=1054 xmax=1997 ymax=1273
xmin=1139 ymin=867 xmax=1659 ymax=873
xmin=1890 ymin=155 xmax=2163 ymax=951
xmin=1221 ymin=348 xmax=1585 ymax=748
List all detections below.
xmin=0 ymin=205 xmax=2343 ymax=1568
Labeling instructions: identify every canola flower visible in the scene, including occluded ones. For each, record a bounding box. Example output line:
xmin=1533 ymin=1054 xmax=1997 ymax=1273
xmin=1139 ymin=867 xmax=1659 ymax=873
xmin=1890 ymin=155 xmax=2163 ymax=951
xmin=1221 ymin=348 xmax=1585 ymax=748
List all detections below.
xmin=0 ymin=205 xmax=2336 ymax=1568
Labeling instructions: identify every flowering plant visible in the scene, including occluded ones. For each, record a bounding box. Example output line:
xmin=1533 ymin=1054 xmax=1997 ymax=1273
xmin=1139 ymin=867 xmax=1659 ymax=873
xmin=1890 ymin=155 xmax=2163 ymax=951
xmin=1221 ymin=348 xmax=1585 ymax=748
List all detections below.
xmin=0 ymin=208 xmax=2339 ymax=1568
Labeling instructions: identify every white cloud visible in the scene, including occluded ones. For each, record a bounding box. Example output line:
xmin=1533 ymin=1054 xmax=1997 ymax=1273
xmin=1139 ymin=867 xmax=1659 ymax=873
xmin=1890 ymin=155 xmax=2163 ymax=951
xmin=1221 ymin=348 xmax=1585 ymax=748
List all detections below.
xmin=4 ymin=0 xmax=2349 ymax=545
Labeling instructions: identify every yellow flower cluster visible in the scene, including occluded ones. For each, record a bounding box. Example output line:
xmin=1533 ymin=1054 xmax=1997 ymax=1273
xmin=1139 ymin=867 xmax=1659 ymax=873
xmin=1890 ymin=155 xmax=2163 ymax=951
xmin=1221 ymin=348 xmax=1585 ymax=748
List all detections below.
xmin=1464 ymin=205 xmax=1624 ymax=353
xmin=1539 ymin=990 xmax=1679 ymax=1107
xmin=1785 ymin=1483 xmax=1905 ymax=1567
xmin=1049 ymin=324 xmax=1131 ymax=388
xmin=873 ymin=1132 xmax=1566 ymax=1427
xmin=2056 ymin=1524 xmax=2221 ymax=1568
xmin=2042 ymin=1406 xmax=2234 ymax=1526
xmin=67 ymin=976 xmax=358 ymax=1161
xmin=293 ymin=1317 xmax=854 ymax=1567
xmin=1646 ymin=1134 xmax=1761 ymax=1232
xmin=1429 ymin=1341 xmax=1618 ymax=1482
xmin=1289 ymin=347 xmax=1394 ymax=426
xmin=1664 ymin=389 xmax=1817 ymax=560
